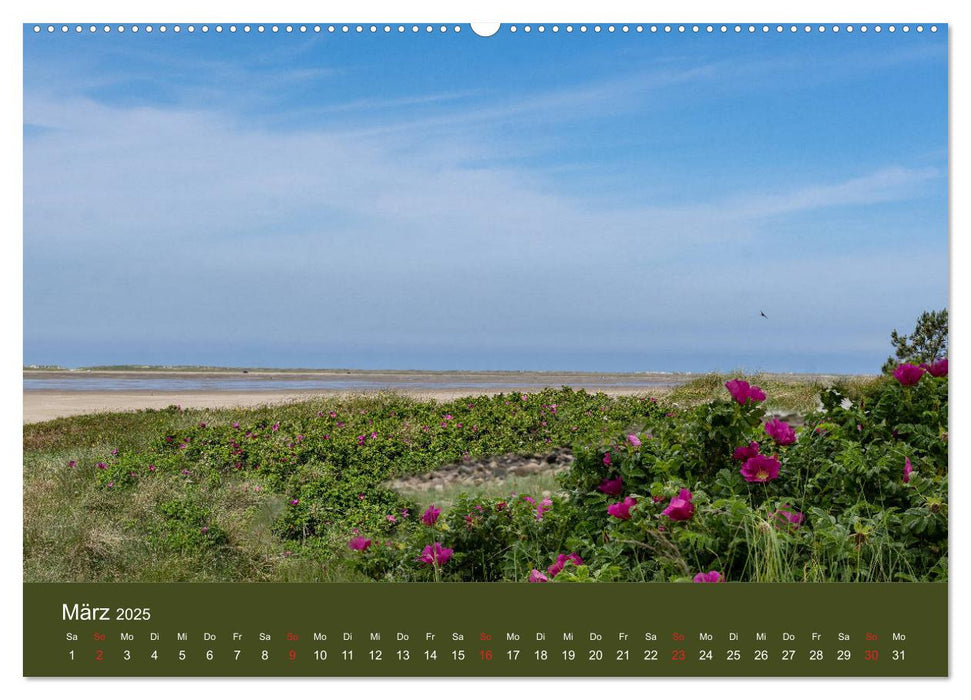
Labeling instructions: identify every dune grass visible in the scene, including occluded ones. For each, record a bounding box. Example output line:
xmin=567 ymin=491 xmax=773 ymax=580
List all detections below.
xmin=26 ymin=377 xmax=906 ymax=583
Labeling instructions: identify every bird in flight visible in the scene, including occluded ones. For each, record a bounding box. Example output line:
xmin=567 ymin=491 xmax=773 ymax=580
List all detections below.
xmin=760 ymin=311 xmax=768 ymax=319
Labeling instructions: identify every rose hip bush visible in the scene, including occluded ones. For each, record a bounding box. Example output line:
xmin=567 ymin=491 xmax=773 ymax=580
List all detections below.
xmin=342 ymin=363 xmax=946 ymax=583
xmin=44 ymin=364 xmax=946 ymax=583
xmin=554 ymin=367 xmax=948 ymax=582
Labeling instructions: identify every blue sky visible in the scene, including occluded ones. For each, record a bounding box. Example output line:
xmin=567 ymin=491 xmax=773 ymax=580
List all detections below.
xmin=22 ymin=25 xmax=948 ymax=373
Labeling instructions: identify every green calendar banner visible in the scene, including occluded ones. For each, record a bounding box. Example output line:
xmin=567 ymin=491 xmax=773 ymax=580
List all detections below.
xmin=24 ymin=583 xmax=947 ymax=677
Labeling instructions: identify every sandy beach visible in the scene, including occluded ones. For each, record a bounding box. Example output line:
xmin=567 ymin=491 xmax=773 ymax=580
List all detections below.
xmin=22 ymin=369 xmax=687 ymax=423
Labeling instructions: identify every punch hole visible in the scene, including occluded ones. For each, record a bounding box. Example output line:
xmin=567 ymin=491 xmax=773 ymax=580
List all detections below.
xmin=471 ymin=23 xmax=500 ymax=37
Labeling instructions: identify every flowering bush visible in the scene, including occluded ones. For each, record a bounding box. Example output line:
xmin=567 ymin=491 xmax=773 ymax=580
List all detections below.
xmin=558 ymin=367 xmax=947 ymax=582
xmin=34 ymin=364 xmax=946 ymax=584
xmin=893 ymin=363 xmax=925 ymax=386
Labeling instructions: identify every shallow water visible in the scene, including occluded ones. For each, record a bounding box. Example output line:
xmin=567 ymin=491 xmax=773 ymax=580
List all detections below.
xmin=23 ymin=376 xmax=678 ymax=392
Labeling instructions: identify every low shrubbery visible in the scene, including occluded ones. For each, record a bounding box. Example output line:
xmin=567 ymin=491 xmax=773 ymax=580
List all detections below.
xmin=23 ymin=366 xmax=947 ymax=583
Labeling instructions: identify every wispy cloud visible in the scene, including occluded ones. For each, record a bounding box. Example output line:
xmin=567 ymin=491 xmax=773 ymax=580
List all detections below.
xmin=23 ymin=90 xmax=941 ymax=255
xmin=22 ymin=33 xmax=947 ymax=371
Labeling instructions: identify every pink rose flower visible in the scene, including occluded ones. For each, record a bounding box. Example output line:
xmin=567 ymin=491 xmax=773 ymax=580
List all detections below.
xmin=547 ymin=553 xmax=583 ymax=578
xmin=529 ymin=569 xmax=549 ymax=583
xmin=774 ymin=505 xmax=805 ymax=529
xmin=725 ymin=379 xmax=766 ymax=405
xmin=597 ymin=476 xmax=623 ymax=496
xmin=893 ymin=363 xmax=925 ymax=386
xmin=764 ymin=419 xmax=797 ymax=446
xmin=740 ymin=455 xmax=781 ymax=483
xmin=607 ymin=496 xmax=637 ymax=520
xmin=903 ymin=456 xmax=913 ymax=484
xmin=693 ymin=570 xmax=723 ymax=583
xmin=348 ymin=536 xmax=371 ymax=551
xmin=421 ymin=505 xmax=441 ymax=526
xmin=922 ymin=358 xmax=948 ymax=377
xmin=662 ymin=489 xmax=694 ymax=521
xmin=627 ymin=434 xmax=641 ymax=446
xmin=536 ymin=498 xmax=553 ymax=520
xmin=732 ymin=441 xmax=760 ymax=461
xmin=418 ymin=542 xmax=454 ymax=566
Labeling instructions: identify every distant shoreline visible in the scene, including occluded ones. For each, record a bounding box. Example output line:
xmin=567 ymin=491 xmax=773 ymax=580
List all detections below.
xmin=23 ymin=366 xmax=691 ymax=377
xmin=23 ymin=367 xmax=867 ymax=380
xmin=21 ymin=368 xmax=875 ymax=424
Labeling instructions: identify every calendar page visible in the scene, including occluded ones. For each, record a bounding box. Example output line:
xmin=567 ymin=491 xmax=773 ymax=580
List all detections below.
xmin=21 ymin=15 xmax=949 ymax=680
